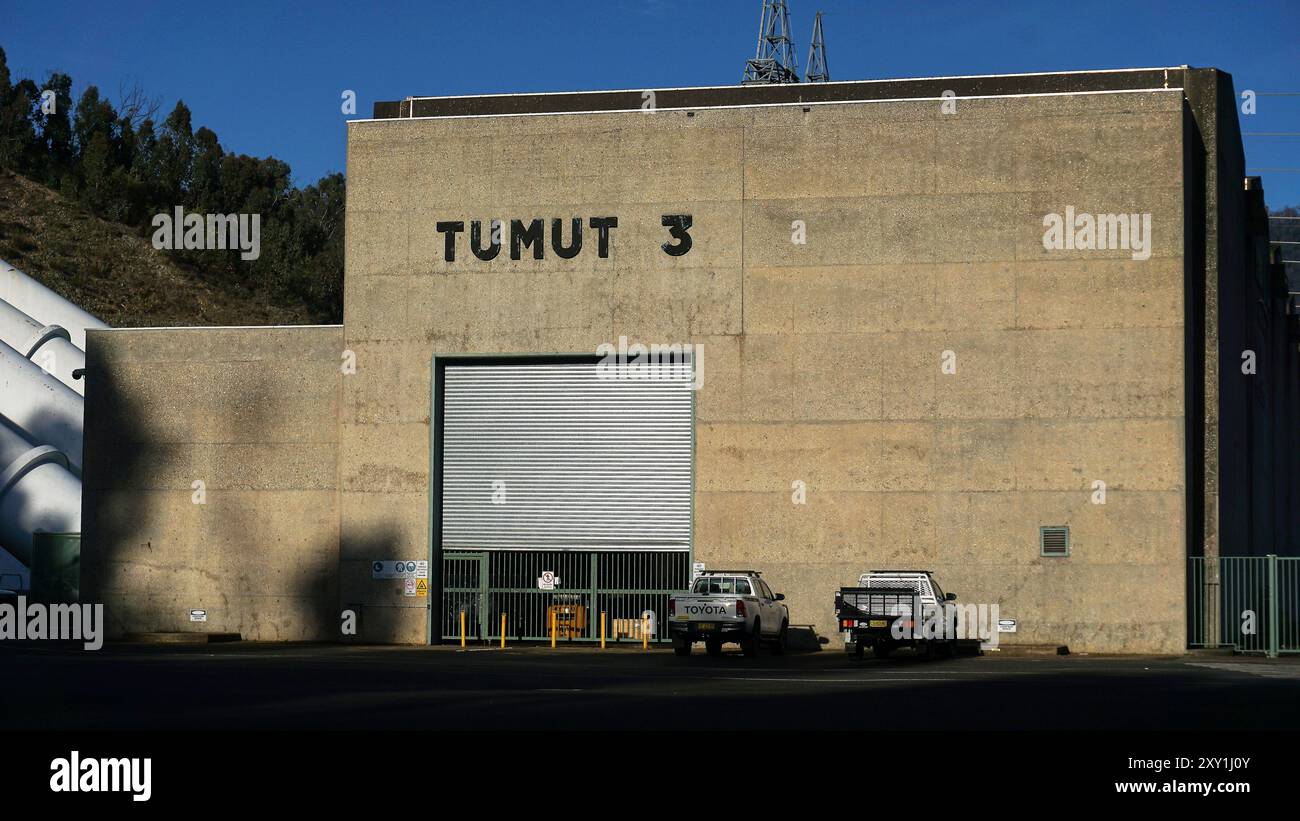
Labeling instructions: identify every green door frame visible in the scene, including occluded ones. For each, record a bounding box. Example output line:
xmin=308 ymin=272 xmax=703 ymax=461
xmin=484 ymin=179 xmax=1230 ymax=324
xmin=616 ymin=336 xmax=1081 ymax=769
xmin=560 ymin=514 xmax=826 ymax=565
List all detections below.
xmin=427 ymin=352 xmax=697 ymax=645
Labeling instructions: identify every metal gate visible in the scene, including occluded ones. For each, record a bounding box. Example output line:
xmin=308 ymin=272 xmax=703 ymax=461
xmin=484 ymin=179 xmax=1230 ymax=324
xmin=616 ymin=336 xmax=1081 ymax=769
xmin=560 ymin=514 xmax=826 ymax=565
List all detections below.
xmin=1188 ymin=555 xmax=1300 ymax=656
xmin=440 ymin=550 xmax=690 ymax=643
xmin=441 ymin=552 xmax=488 ymax=640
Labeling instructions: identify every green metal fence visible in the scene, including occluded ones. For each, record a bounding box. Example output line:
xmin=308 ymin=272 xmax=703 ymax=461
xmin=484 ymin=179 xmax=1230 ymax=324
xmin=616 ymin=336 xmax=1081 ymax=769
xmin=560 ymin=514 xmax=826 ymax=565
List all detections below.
xmin=441 ymin=550 xmax=691 ymax=643
xmin=1188 ymin=555 xmax=1300 ymax=657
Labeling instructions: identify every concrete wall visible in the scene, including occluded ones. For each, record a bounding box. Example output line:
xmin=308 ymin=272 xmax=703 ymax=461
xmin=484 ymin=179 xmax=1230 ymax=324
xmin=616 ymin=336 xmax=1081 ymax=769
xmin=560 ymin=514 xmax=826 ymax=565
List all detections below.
xmin=1191 ymin=70 xmax=1300 ymax=560
xmin=81 ymin=326 xmax=343 ymax=641
xmin=344 ymin=89 xmax=1188 ymax=651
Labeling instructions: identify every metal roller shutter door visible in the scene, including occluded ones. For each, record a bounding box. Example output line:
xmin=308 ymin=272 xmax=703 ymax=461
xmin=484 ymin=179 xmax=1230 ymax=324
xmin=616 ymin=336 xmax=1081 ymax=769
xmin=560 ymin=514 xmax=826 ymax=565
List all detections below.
xmin=441 ymin=361 xmax=693 ymax=552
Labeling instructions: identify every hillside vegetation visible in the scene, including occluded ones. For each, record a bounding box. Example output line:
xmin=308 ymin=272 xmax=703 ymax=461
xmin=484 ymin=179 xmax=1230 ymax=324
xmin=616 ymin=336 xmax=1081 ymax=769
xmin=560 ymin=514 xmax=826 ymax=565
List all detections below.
xmin=0 ymin=169 xmax=318 ymax=326
xmin=0 ymin=45 xmax=342 ymax=326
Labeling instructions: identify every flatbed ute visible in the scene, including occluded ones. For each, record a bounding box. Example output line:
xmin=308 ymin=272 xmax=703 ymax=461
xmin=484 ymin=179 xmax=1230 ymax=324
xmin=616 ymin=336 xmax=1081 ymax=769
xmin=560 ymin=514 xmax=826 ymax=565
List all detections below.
xmin=836 ymin=570 xmax=957 ymax=659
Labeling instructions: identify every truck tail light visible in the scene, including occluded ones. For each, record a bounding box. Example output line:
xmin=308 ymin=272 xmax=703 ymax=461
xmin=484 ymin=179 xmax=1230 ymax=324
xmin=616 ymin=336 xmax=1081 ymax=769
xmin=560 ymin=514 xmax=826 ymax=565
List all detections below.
xmin=735 ymin=600 xmax=746 ymax=618
xmin=841 ymin=619 xmax=854 ymax=629
xmin=669 ymin=599 xmax=676 ymax=616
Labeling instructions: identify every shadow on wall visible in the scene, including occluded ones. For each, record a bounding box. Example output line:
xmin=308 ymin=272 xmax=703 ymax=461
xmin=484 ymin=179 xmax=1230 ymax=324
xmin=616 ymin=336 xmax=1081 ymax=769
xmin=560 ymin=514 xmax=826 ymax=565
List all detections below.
xmin=82 ymin=339 xmax=349 ymax=642
xmin=80 ymin=363 xmax=159 ymax=620
xmin=338 ymin=525 xmax=411 ymax=644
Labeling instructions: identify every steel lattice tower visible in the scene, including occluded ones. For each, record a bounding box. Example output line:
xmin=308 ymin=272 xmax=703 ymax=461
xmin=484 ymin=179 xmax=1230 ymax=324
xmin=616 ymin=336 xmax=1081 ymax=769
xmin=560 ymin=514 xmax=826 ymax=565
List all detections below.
xmin=806 ymin=11 xmax=829 ymax=83
xmin=742 ymin=0 xmax=800 ymax=85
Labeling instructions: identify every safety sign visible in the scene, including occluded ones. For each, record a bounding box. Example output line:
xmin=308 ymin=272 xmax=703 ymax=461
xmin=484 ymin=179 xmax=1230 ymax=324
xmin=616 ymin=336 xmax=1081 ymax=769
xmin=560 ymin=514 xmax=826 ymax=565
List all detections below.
xmin=373 ymin=561 xmax=424 ymax=580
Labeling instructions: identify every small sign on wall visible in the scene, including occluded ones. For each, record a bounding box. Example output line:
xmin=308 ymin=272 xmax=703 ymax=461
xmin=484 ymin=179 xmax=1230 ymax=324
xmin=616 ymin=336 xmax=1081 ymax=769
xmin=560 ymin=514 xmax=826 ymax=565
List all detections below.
xmin=998 ymin=619 xmax=1018 ymax=633
xmin=373 ymin=561 xmax=426 ymax=580
xmin=189 ymin=609 xmax=208 ymax=623
xmin=537 ymin=571 xmax=560 ymax=590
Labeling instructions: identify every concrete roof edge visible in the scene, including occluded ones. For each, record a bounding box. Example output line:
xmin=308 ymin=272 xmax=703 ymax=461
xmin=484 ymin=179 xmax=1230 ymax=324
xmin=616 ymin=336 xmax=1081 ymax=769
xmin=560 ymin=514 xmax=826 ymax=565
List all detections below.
xmin=352 ymin=86 xmax=1185 ymax=126
xmin=394 ymin=65 xmax=1198 ymax=103
xmin=371 ymin=66 xmax=1205 ymax=120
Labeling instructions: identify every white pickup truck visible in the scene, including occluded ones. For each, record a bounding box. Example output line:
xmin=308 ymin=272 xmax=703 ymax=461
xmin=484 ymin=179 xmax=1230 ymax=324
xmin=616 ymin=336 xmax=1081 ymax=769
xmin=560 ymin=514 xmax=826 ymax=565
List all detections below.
xmin=668 ymin=570 xmax=789 ymax=657
xmin=835 ymin=570 xmax=957 ymax=659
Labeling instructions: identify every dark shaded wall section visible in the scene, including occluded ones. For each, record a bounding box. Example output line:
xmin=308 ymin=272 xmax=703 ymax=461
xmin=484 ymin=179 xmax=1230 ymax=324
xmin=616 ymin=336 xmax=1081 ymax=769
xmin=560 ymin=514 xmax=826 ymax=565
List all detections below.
xmin=1184 ymin=69 xmax=1300 ymax=558
xmin=80 ymin=326 xmax=345 ymax=639
xmin=1244 ymin=180 xmax=1300 ymax=556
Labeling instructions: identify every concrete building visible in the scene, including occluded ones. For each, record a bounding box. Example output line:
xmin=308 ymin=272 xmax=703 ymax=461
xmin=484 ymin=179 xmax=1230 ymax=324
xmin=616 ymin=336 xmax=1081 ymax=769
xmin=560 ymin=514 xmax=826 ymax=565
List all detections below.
xmin=80 ymin=67 xmax=1299 ymax=653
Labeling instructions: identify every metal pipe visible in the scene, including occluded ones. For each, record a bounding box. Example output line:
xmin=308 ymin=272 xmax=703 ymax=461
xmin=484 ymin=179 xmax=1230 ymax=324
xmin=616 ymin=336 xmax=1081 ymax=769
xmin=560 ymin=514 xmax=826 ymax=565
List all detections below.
xmin=0 ymin=297 xmax=88 ymax=396
xmin=0 ymin=338 xmax=83 ymax=475
xmin=0 ymin=259 xmax=109 ymax=351
xmin=0 ymin=420 xmax=82 ymax=567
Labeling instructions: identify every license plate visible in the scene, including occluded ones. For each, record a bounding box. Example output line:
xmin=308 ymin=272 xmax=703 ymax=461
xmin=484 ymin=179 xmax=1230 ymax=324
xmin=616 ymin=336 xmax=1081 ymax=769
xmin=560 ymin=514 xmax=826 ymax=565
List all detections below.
xmin=868 ymin=619 xmax=888 ymax=628
xmin=697 ymin=623 xmax=715 ymax=631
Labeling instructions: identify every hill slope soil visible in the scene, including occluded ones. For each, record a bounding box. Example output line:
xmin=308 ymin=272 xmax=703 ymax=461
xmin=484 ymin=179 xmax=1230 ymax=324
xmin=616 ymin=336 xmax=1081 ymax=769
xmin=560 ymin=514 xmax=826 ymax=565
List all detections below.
xmin=0 ymin=169 xmax=315 ymax=327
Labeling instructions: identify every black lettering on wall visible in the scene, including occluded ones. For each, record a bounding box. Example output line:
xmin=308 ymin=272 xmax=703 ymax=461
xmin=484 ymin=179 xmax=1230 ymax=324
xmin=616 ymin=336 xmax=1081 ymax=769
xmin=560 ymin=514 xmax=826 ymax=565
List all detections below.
xmin=511 ymin=219 xmax=545 ymax=260
xmin=551 ymin=218 xmax=583 ymax=259
xmin=470 ymin=220 xmax=501 ymax=261
xmin=436 ymin=221 xmax=465 ymax=262
xmin=589 ymin=216 xmax=619 ymax=258
xmin=661 ymin=214 xmax=693 ymax=257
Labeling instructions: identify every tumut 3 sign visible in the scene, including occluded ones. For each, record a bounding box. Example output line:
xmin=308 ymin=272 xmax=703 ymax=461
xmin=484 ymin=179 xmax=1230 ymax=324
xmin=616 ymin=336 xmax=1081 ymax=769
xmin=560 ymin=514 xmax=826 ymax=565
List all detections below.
xmin=434 ymin=215 xmax=693 ymax=261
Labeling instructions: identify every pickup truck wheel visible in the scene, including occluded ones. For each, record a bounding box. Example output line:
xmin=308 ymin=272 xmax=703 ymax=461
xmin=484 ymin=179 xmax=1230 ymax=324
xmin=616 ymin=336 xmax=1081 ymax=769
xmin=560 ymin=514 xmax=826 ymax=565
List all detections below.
xmin=672 ymin=637 xmax=691 ymax=656
xmin=853 ymin=642 xmax=865 ymax=659
xmin=705 ymin=638 xmax=723 ymax=656
xmin=742 ymin=620 xmax=762 ymax=657
xmin=770 ymin=621 xmax=788 ymax=655
xmin=873 ymin=642 xmax=892 ymax=659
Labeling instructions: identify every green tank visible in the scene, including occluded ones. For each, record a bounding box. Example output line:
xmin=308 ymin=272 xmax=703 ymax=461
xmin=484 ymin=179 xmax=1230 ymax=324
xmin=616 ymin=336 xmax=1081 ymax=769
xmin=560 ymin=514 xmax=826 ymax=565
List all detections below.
xmin=30 ymin=531 xmax=80 ymax=603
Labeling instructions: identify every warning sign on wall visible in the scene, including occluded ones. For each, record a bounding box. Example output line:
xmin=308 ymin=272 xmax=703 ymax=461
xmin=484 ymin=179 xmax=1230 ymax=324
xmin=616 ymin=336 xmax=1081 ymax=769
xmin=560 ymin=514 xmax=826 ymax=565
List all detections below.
xmin=373 ymin=561 xmax=426 ymax=580
xmin=416 ymin=579 xmax=428 ymax=598
xmin=404 ymin=578 xmax=417 ymax=597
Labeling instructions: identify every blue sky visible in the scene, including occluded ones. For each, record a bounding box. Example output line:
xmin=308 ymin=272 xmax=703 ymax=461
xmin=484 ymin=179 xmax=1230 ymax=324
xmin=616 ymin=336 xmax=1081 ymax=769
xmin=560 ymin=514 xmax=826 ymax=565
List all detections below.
xmin=3 ymin=0 xmax=1299 ymax=204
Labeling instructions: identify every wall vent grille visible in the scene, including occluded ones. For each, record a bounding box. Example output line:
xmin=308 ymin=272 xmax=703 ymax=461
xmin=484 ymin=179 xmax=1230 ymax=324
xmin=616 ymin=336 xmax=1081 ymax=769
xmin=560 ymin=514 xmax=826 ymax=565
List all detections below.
xmin=1040 ymin=526 xmax=1070 ymax=557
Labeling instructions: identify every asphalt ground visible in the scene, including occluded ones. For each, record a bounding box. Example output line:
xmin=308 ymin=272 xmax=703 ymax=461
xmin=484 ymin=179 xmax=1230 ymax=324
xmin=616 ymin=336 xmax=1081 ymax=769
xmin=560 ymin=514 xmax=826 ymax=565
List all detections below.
xmin=2 ymin=641 xmax=1298 ymax=731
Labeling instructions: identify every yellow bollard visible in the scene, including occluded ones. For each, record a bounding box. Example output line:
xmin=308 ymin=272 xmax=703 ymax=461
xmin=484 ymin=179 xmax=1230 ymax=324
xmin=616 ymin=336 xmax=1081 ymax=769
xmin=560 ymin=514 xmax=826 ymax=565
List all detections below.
xmin=642 ymin=615 xmax=649 ymax=650
xmin=600 ymin=611 xmax=607 ymax=649
xmin=459 ymin=610 xmax=466 ymax=648
xmin=500 ymin=613 xmax=507 ymax=648
xmin=551 ymin=610 xmax=557 ymax=649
